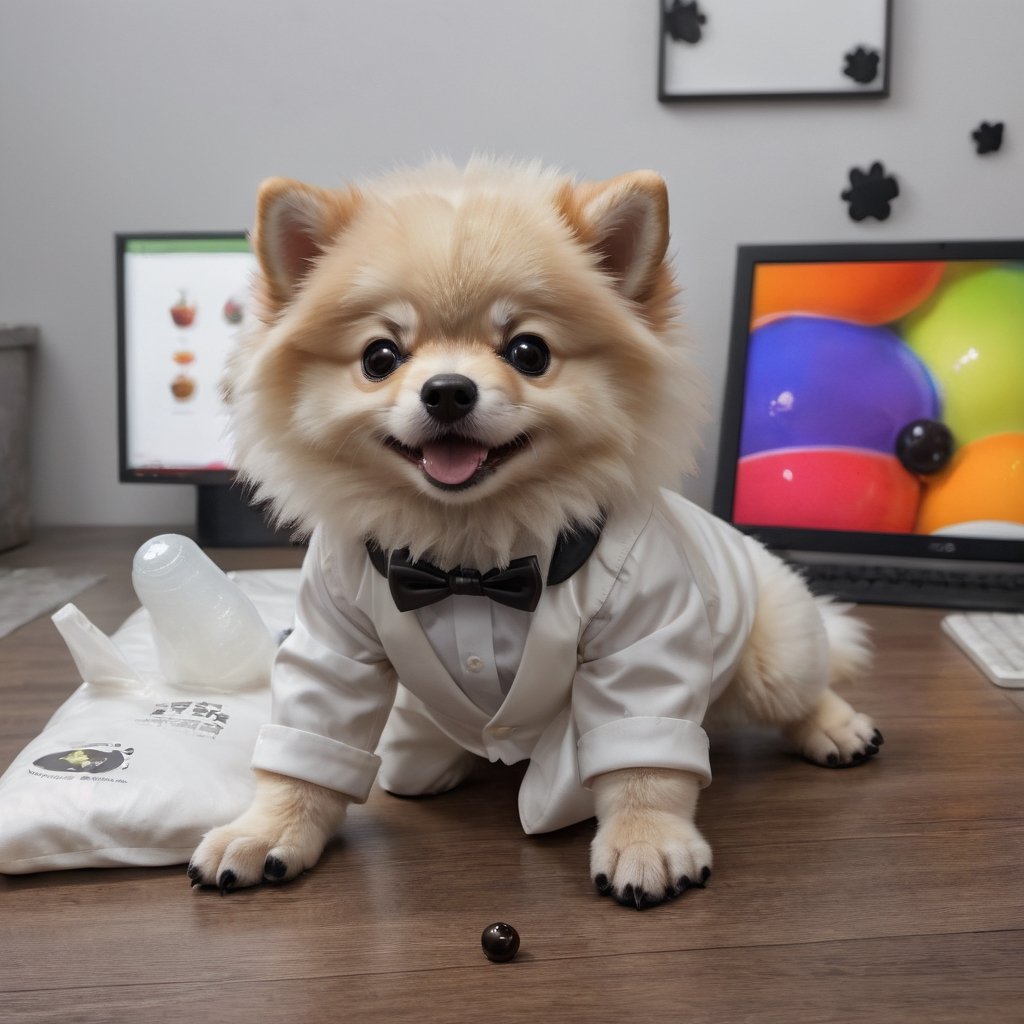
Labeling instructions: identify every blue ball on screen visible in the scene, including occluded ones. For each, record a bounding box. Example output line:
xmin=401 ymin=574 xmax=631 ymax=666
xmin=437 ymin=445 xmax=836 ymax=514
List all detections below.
xmin=740 ymin=317 xmax=939 ymax=457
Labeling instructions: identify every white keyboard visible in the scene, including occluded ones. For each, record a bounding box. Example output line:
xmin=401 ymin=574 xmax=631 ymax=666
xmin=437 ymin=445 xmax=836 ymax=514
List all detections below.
xmin=942 ymin=612 xmax=1024 ymax=689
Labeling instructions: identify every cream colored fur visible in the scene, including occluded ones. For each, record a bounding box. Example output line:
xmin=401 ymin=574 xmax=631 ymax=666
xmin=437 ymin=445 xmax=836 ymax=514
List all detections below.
xmin=190 ymin=158 xmax=880 ymax=907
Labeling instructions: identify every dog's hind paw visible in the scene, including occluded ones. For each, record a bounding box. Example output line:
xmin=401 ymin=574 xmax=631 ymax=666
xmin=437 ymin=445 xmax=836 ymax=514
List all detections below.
xmin=786 ymin=689 xmax=883 ymax=768
xmin=590 ymin=811 xmax=712 ymax=910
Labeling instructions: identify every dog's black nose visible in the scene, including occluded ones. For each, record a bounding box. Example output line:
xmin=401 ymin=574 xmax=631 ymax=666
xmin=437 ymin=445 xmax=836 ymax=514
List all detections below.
xmin=420 ymin=374 xmax=478 ymax=423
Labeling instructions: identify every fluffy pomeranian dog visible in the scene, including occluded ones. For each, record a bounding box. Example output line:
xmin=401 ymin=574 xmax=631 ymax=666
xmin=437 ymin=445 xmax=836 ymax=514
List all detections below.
xmin=190 ymin=158 xmax=880 ymax=909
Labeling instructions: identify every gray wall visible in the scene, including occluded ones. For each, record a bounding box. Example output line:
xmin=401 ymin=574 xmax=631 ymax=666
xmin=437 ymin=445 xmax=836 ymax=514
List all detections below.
xmin=1 ymin=0 xmax=1021 ymax=527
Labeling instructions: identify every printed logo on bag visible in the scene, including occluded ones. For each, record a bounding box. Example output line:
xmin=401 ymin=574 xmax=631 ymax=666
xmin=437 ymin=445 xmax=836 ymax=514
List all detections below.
xmin=138 ymin=700 xmax=231 ymax=739
xmin=31 ymin=744 xmax=135 ymax=782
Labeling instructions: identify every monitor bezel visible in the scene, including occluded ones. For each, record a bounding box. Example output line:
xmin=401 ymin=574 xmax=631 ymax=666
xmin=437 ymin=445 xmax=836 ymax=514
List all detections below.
xmin=116 ymin=231 xmax=249 ymax=486
xmin=712 ymin=239 xmax=1024 ymax=567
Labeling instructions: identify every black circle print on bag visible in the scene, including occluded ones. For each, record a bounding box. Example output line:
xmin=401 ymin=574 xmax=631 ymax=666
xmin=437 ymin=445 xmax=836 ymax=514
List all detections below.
xmin=33 ymin=747 xmax=127 ymax=774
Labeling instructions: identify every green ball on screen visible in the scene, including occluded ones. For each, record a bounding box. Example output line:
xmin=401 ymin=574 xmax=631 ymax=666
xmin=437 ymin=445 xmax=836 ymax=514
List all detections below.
xmin=903 ymin=266 xmax=1024 ymax=446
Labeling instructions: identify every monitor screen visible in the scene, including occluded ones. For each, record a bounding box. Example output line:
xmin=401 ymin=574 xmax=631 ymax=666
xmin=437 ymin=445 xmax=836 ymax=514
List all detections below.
xmin=713 ymin=241 xmax=1024 ymax=566
xmin=117 ymin=233 xmax=255 ymax=484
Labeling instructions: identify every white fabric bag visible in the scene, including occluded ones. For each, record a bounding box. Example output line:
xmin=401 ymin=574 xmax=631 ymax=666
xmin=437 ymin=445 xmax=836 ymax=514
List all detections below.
xmin=0 ymin=567 xmax=299 ymax=874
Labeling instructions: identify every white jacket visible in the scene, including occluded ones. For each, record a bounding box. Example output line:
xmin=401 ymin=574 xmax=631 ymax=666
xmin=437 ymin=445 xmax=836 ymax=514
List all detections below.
xmin=251 ymin=490 xmax=758 ymax=833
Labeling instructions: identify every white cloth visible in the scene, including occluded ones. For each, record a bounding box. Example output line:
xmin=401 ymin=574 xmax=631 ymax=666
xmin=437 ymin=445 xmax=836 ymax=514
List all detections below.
xmin=251 ymin=490 xmax=759 ymax=834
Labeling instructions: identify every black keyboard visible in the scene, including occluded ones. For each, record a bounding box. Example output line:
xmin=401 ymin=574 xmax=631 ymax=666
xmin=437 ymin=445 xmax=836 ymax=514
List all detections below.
xmin=798 ymin=562 xmax=1024 ymax=611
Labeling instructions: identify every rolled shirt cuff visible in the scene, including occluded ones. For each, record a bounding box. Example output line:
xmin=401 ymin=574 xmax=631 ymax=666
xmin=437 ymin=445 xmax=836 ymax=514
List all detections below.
xmin=576 ymin=716 xmax=711 ymax=789
xmin=250 ymin=723 xmax=381 ymax=803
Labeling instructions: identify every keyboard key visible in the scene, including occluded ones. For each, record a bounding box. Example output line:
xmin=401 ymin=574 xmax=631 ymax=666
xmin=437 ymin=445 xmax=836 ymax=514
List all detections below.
xmin=799 ymin=563 xmax=1024 ymax=612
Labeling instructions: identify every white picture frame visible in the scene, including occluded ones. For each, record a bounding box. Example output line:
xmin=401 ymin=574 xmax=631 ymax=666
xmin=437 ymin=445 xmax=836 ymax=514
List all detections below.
xmin=659 ymin=0 xmax=892 ymax=101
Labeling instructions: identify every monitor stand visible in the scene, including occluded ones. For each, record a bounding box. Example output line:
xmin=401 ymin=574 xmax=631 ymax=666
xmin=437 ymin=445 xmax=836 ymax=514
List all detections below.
xmin=195 ymin=484 xmax=295 ymax=548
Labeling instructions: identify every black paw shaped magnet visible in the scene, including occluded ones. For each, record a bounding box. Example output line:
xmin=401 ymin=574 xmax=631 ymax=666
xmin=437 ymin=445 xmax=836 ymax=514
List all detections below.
xmin=972 ymin=121 xmax=1004 ymax=155
xmin=843 ymin=46 xmax=880 ymax=85
xmin=842 ymin=162 xmax=899 ymax=222
xmin=665 ymin=0 xmax=706 ymax=44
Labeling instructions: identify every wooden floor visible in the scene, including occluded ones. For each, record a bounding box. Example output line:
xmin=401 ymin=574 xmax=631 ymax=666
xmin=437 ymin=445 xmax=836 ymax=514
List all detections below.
xmin=2 ymin=527 xmax=1023 ymax=1023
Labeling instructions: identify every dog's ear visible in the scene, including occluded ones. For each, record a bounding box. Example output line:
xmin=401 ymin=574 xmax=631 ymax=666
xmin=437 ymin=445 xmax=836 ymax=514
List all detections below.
xmin=568 ymin=171 xmax=670 ymax=301
xmin=252 ymin=177 xmax=362 ymax=314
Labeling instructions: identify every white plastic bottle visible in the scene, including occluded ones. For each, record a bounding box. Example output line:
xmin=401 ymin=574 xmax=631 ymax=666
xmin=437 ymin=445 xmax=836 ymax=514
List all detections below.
xmin=131 ymin=534 xmax=276 ymax=690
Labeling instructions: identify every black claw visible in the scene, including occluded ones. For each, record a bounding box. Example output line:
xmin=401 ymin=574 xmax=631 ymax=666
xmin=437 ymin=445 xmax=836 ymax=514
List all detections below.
xmin=873 ymin=730 xmax=885 ymax=747
xmin=615 ymin=884 xmax=653 ymax=910
xmin=667 ymin=877 xmax=689 ymax=899
xmin=865 ymin=743 xmax=879 ymax=756
xmin=218 ymin=870 xmax=237 ymax=896
xmin=669 ymin=866 xmax=710 ymax=898
xmin=594 ymin=873 xmax=611 ymax=895
xmin=827 ymin=752 xmax=840 ymax=766
xmin=264 ymin=856 xmax=288 ymax=879
xmin=186 ymin=864 xmax=201 ymax=883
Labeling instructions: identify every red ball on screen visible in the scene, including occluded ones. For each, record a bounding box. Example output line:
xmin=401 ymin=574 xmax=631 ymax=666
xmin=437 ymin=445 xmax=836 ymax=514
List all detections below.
xmin=734 ymin=448 xmax=921 ymax=533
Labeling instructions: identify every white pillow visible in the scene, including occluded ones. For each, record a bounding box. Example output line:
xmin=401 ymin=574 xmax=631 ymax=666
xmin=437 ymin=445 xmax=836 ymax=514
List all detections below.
xmin=0 ymin=570 xmax=299 ymax=874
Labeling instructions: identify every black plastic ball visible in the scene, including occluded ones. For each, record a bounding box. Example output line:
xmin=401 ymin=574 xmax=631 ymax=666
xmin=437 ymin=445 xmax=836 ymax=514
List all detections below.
xmin=895 ymin=419 xmax=954 ymax=475
xmin=481 ymin=922 xmax=520 ymax=963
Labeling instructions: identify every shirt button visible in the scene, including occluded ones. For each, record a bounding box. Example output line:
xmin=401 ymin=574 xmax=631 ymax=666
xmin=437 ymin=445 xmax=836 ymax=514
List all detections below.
xmin=465 ymin=655 xmax=484 ymax=673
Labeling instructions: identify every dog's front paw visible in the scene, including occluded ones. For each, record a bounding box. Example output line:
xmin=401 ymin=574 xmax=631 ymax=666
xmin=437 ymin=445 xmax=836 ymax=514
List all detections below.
xmin=188 ymin=771 xmax=349 ymax=894
xmin=188 ymin=815 xmax=327 ymax=893
xmin=590 ymin=810 xmax=712 ymax=910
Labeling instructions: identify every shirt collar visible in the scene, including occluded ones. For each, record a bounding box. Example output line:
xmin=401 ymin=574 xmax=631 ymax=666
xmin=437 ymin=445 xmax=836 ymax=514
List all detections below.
xmin=365 ymin=515 xmax=605 ymax=587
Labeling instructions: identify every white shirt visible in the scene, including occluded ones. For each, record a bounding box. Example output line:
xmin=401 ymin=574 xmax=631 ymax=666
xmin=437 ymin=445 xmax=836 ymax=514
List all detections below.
xmin=250 ymin=490 xmax=760 ymax=833
xmin=414 ymin=596 xmax=532 ymax=715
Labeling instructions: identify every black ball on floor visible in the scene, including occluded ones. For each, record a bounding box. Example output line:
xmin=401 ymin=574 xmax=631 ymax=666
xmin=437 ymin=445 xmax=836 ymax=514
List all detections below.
xmin=481 ymin=922 xmax=520 ymax=963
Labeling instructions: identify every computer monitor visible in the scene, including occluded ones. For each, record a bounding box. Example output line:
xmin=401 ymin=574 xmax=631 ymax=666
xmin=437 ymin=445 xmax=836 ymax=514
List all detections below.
xmin=116 ymin=233 xmax=287 ymax=546
xmin=713 ymin=241 xmax=1024 ymax=599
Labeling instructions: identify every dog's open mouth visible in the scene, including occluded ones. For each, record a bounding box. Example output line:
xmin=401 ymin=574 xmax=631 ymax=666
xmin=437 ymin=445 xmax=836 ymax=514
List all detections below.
xmin=385 ymin=433 xmax=529 ymax=490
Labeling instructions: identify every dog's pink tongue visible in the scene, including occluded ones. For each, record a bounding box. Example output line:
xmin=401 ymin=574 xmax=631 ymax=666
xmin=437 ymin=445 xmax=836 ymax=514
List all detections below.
xmin=421 ymin=438 xmax=488 ymax=485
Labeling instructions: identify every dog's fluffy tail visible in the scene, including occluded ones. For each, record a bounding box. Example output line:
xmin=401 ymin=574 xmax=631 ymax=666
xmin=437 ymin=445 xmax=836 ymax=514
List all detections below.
xmin=815 ymin=596 xmax=873 ymax=687
xmin=716 ymin=539 xmax=873 ymax=729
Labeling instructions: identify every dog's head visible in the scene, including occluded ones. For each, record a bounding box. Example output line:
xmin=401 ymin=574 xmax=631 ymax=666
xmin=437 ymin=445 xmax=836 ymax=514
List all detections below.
xmin=225 ymin=158 xmax=704 ymax=568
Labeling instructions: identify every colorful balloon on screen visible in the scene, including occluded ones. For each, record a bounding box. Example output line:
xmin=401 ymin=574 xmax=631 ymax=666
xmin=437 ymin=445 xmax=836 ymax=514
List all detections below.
xmin=751 ymin=261 xmax=944 ymax=326
xmin=740 ymin=317 xmax=938 ymax=457
xmin=735 ymin=260 xmax=1024 ymax=536
xmin=903 ymin=267 xmax=1024 ymax=446
xmin=735 ymin=449 xmax=920 ymax=533
xmin=916 ymin=432 xmax=1024 ymax=534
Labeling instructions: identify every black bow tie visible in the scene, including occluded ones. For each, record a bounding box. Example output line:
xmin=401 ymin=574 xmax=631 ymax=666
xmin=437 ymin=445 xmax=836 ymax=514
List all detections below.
xmin=366 ymin=515 xmax=605 ymax=614
xmin=385 ymin=552 xmax=543 ymax=613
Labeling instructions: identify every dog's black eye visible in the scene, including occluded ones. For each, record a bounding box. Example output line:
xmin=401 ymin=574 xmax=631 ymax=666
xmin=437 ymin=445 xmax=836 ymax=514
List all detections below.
xmin=503 ymin=334 xmax=550 ymax=377
xmin=362 ymin=340 xmax=403 ymax=380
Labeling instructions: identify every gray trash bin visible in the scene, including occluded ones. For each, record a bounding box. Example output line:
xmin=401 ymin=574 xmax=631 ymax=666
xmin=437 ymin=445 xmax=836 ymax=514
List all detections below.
xmin=0 ymin=325 xmax=38 ymax=551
